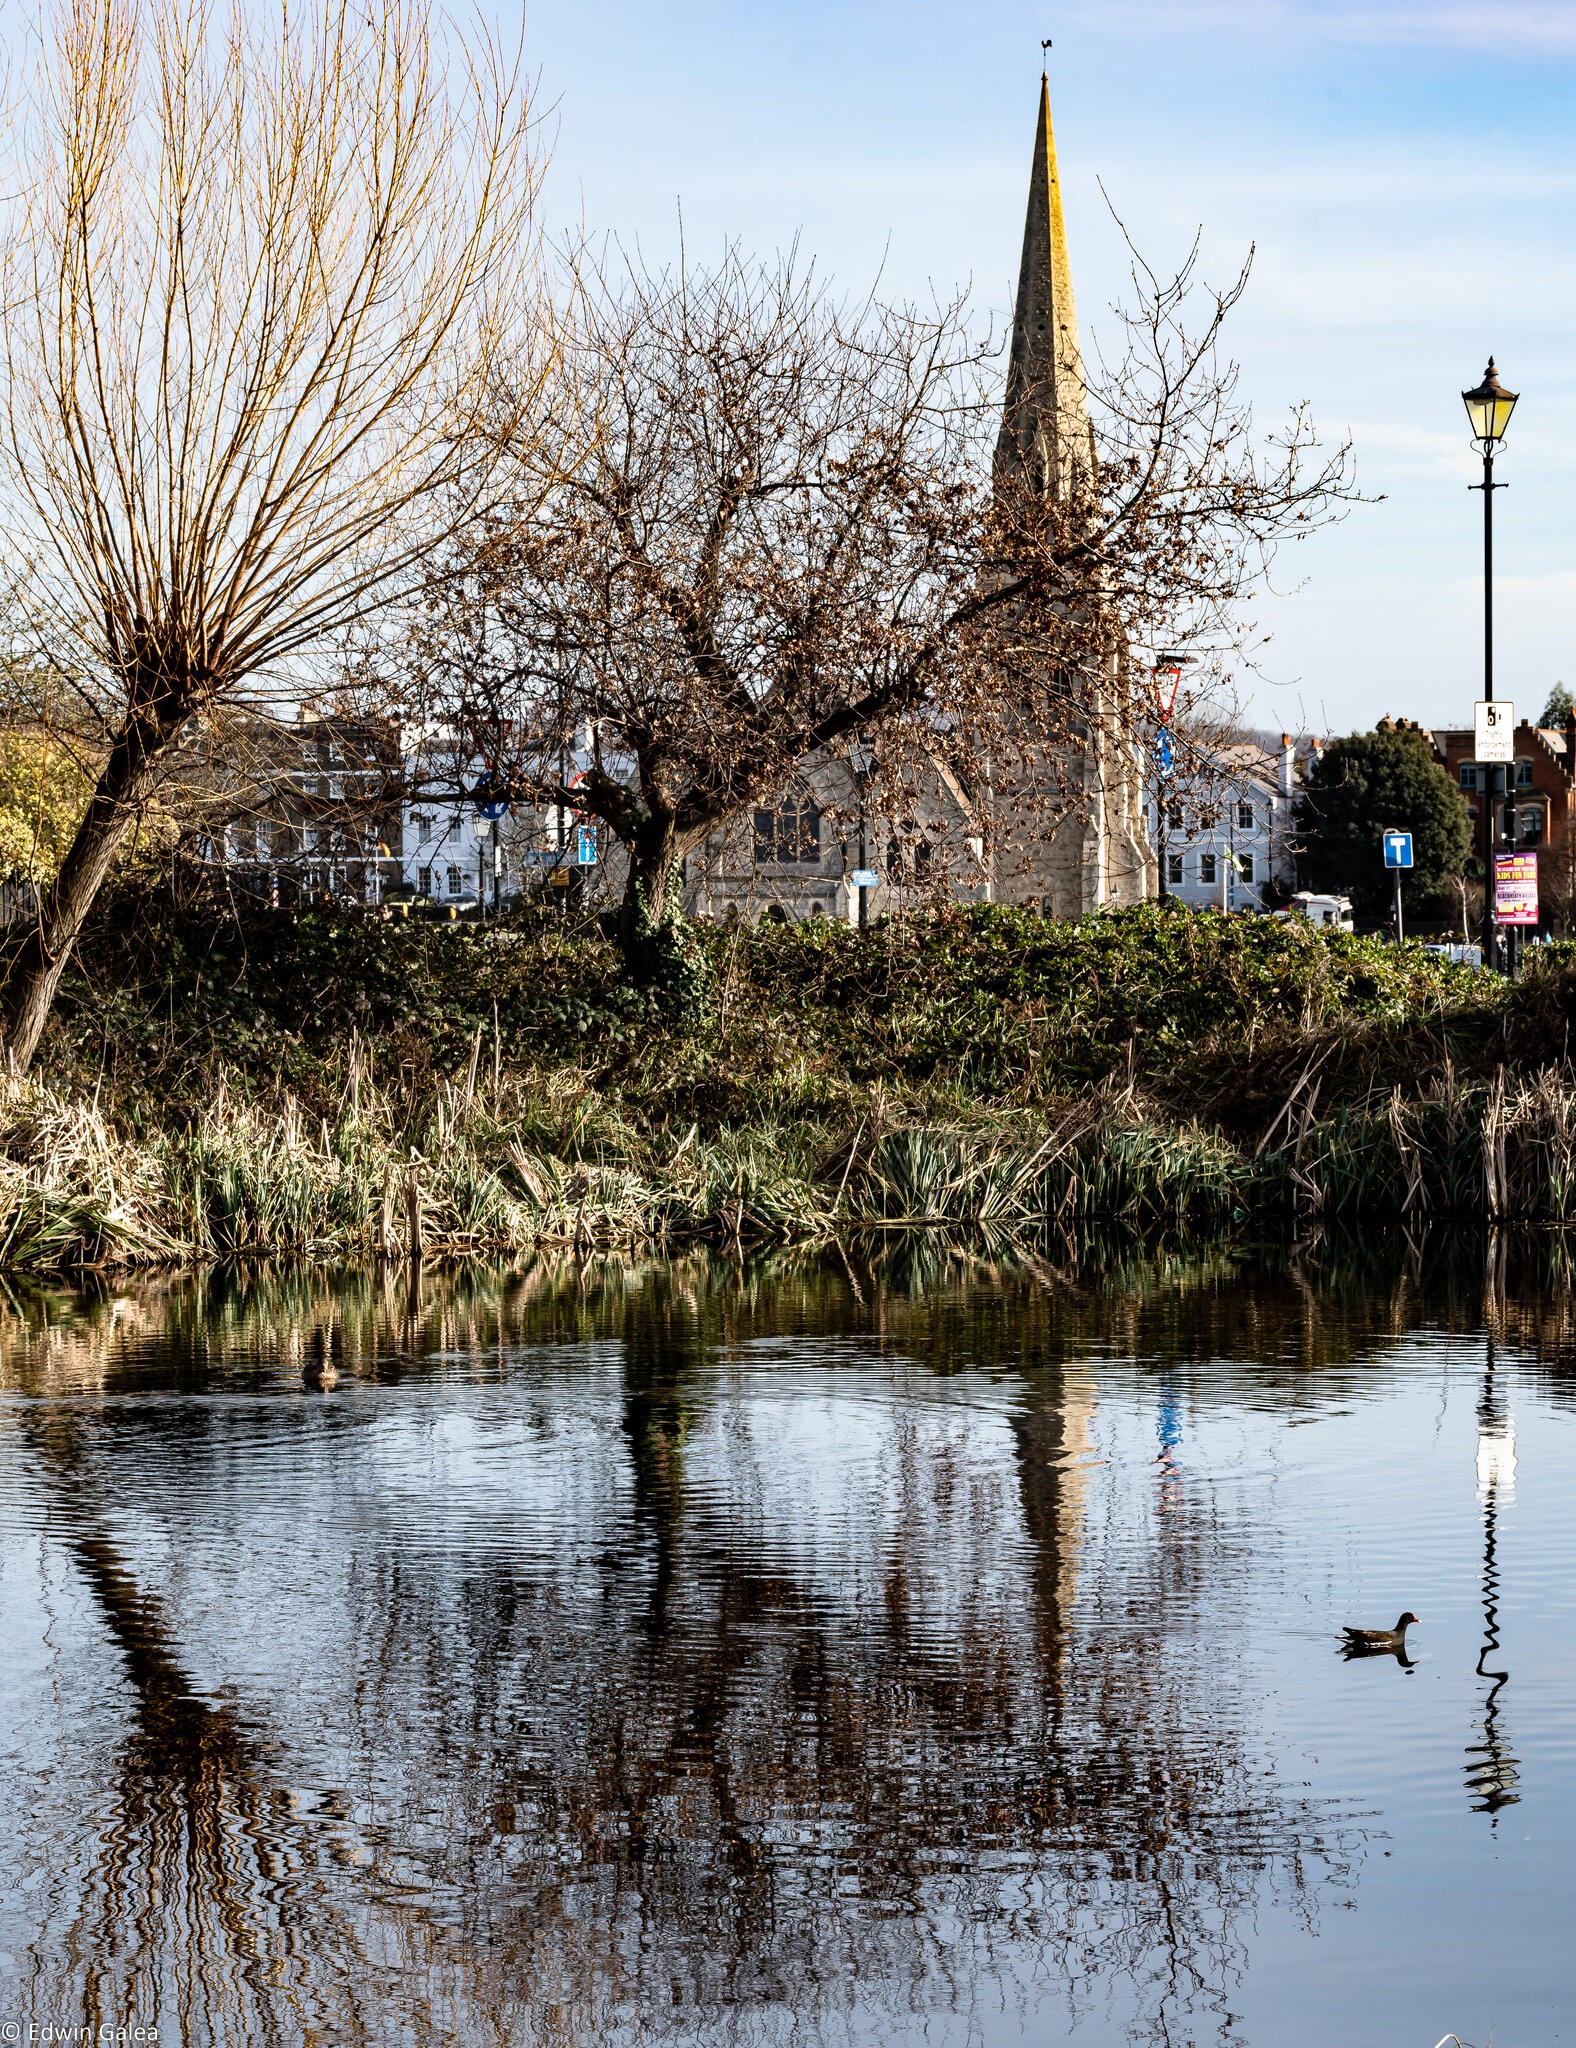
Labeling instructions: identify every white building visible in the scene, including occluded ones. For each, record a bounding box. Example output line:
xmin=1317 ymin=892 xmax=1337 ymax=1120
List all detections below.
xmin=399 ymin=725 xmax=614 ymax=909
xmin=1149 ymin=736 xmax=1301 ymax=913
xmin=402 ymin=795 xmax=495 ymax=907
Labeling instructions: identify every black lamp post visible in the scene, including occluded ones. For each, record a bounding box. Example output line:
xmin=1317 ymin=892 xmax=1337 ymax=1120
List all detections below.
xmin=1463 ymin=359 xmax=1519 ymax=969
xmin=848 ymin=738 xmax=874 ymax=930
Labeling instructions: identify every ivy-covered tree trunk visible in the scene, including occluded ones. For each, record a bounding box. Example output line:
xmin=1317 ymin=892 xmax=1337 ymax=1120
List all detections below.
xmin=616 ymin=814 xmax=709 ymax=1014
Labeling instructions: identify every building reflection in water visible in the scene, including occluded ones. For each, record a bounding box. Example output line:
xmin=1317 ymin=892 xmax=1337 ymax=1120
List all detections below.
xmin=0 ymin=1255 xmax=1379 ymax=2046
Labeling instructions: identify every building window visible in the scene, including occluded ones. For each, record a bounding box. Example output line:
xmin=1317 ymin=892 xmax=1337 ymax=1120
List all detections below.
xmin=1166 ymin=804 xmax=1183 ymax=830
xmin=418 ymin=866 xmax=432 ymax=897
xmin=1460 ymin=764 xmax=1479 ymax=791
xmin=411 ymin=812 xmax=432 ymax=839
xmin=1516 ymin=758 xmax=1534 ymax=787
xmin=753 ymin=793 xmax=821 ymax=865
xmin=886 ymin=826 xmax=933 ymax=885
xmin=1238 ymin=851 xmax=1255 ymax=884
xmin=1166 ymin=854 xmax=1183 ymax=885
xmin=446 ymin=865 xmax=463 ymax=897
xmin=1521 ymin=807 xmax=1543 ymax=845
xmin=1199 ymin=853 xmax=1218 ymax=884
xmin=1237 ymin=800 xmax=1254 ymax=830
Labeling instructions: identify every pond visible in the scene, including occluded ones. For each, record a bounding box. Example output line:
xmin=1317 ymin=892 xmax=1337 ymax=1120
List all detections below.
xmin=0 ymin=1242 xmax=1571 ymax=2046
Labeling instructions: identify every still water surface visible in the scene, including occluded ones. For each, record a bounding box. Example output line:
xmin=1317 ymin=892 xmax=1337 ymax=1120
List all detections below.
xmin=0 ymin=1249 xmax=1573 ymax=2046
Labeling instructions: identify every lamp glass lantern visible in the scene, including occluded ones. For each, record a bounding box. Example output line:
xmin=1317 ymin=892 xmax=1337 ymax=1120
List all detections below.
xmin=1462 ymin=359 xmax=1519 ymax=446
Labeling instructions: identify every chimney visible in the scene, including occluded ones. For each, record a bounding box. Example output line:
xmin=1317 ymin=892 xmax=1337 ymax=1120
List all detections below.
xmin=1279 ymin=733 xmax=1295 ymax=798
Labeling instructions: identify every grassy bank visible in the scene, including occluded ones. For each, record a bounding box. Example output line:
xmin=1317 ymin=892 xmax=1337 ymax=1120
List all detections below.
xmin=0 ymin=894 xmax=1572 ymax=1270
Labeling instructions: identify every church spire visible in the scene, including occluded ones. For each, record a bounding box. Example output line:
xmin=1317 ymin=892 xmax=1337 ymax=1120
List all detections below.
xmin=994 ymin=66 xmax=1097 ymax=498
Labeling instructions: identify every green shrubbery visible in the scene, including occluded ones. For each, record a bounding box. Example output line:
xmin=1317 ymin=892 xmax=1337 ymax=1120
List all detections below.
xmin=728 ymin=901 xmax=1485 ymax=1090
xmin=52 ymin=891 xmax=1495 ymax=1105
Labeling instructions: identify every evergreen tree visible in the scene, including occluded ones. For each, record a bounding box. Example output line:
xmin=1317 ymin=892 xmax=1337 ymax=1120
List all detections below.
xmin=1539 ymin=683 xmax=1574 ymax=727
xmin=1299 ymin=724 xmax=1471 ymax=920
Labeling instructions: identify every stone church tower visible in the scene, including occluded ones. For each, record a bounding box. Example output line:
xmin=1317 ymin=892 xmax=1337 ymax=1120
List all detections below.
xmin=987 ymin=70 xmax=1154 ymax=914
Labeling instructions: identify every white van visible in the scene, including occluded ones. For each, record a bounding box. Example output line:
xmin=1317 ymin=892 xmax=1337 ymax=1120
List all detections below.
xmin=1279 ymin=891 xmax=1355 ymax=933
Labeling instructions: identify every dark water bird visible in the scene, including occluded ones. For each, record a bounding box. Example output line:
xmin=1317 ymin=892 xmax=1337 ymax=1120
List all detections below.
xmin=1340 ymin=1611 xmax=1419 ymax=1659
xmin=302 ymin=1328 xmax=340 ymax=1391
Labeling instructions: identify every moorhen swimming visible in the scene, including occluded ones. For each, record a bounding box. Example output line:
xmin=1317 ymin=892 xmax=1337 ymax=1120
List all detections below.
xmin=1340 ymin=1611 xmax=1419 ymax=1651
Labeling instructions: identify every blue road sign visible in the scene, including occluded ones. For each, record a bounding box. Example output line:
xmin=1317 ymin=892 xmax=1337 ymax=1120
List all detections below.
xmin=1383 ymin=831 xmax=1414 ymax=870
xmin=472 ymin=782 xmax=508 ymax=820
xmin=1155 ymin=729 xmax=1175 ymax=778
xmin=576 ymin=824 xmax=597 ymax=865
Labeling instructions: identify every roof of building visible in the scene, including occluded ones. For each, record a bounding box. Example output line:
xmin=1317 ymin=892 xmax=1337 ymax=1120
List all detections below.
xmin=1431 ymin=724 xmax=1568 ymax=754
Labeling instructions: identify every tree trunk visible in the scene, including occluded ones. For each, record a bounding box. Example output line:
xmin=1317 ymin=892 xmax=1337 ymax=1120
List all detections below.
xmin=616 ymin=816 xmax=707 ymax=1007
xmin=1 ymin=688 xmax=190 ymax=1073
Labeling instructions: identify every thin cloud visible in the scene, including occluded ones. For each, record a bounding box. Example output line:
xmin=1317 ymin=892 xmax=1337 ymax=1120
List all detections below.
xmin=1066 ymin=1 xmax=1576 ymax=51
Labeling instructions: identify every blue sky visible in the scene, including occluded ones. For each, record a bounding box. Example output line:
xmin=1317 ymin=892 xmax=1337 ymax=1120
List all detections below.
xmin=524 ymin=0 xmax=1576 ymax=737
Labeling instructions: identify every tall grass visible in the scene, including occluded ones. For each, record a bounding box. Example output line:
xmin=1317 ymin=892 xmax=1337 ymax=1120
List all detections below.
xmin=3 ymin=1053 xmax=1576 ymax=1273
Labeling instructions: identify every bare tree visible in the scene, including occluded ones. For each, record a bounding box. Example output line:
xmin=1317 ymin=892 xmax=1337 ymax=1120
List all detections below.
xmin=0 ymin=0 xmax=551 ymax=1069
xmin=402 ymin=233 xmax=1356 ymax=988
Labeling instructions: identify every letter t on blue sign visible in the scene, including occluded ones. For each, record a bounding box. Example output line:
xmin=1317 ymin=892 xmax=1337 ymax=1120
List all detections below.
xmin=1383 ymin=831 xmax=1414 ymax=869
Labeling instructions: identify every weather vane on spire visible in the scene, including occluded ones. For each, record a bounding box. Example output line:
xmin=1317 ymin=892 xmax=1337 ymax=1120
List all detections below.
xmin=1041 ymin=37 xmax=1052 ymax=72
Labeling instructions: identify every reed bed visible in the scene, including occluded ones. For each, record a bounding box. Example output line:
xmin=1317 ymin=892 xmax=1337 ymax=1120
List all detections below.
xmin=5 ymin=1054 xmax=1574 ymax=1273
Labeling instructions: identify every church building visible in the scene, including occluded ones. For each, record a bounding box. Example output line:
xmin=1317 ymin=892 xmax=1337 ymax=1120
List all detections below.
xmin=685 ymin=70 xmax=1154 ymax=925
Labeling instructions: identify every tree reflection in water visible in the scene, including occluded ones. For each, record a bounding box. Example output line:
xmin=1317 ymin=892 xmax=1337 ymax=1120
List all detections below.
xmin=0 ymin=1246 xmax=1433 ymax=2046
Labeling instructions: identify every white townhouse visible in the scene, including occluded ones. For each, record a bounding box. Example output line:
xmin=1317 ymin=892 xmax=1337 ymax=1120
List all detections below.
xmin=1148 ymin=736 xmax=1303 ymax=913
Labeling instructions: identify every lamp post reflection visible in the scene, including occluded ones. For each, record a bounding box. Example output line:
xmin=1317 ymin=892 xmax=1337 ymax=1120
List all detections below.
xmin=1464 ymin=1337 xmax=1520 ymax=1818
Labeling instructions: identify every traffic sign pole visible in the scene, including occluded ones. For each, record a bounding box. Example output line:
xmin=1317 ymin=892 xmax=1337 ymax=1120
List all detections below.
xmin=1382 ymin=830 xmax=1414 ymax=943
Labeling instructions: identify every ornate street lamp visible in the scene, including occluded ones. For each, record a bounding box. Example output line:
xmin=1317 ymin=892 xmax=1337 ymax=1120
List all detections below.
xmin=1462 ymin=359 xmax=1519 ymax=969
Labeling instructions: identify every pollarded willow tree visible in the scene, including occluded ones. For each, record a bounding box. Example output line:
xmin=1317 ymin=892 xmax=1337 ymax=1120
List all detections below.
xmin=402 ymin=235 xmax=1357 ymax=988
xmin=0 ymin=0 xmax=552 ymax=1070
